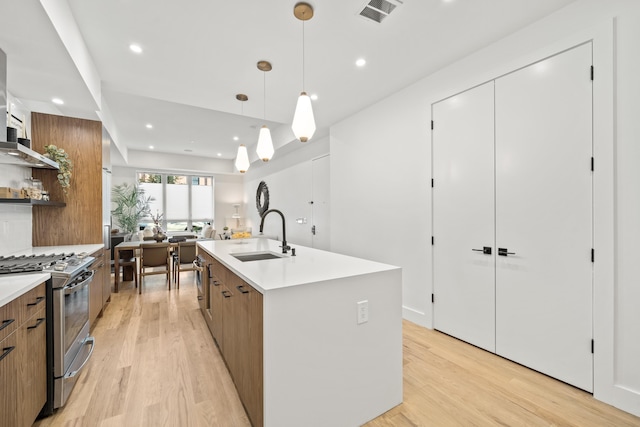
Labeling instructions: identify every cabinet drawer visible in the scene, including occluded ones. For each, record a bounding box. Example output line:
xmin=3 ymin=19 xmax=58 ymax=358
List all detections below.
xmin=21 ymin=282 xmax=47 ymax=321
xmin=0 ymin=299 xmax=19 ymax=342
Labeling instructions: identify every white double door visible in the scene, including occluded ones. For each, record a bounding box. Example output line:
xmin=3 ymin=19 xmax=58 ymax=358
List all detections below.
xmin=433 ymin=43 xmax=593 ymax=391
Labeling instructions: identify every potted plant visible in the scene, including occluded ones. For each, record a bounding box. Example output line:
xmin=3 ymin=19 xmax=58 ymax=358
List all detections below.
xmin=43 ymin=144 xmax=73 ymax=194
xmin=111 ymin=183 xmax=153 ymax=240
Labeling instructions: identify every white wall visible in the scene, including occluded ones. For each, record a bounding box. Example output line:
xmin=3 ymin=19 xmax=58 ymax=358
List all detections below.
xmin=111 ymin=165 xmax=243 ymax=234
xmin=0 ymin=164 xmax=33 ymax=254
xmin=242 ymin=137 xmax=330 ymax=246
xmin=331 ymin=0 xmax=640 ymax=416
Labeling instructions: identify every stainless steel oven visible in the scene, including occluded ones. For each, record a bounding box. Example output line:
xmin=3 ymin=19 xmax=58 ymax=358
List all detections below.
xmin=52 ymin=269 xmax=95 ymax=408
xmin=0 ymin=251 xmax=97 ymax=416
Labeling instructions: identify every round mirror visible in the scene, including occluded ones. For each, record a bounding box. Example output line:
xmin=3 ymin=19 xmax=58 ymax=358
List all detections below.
xmin=256 ymin=181 xmax=270 ymax=216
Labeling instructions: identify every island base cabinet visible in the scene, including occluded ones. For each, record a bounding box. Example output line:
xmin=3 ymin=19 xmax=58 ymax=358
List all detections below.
xmin=212 ymin=264 xmax=263 ymax=427
xmin=197 ymin=240 xmax=402 ymax=427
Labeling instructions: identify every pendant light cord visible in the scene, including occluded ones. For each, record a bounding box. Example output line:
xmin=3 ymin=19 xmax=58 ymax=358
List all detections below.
xmin=263 ymin=71 xmax=267 ymax=120
xmin=302 ymin=20 xmax=306 ymax=91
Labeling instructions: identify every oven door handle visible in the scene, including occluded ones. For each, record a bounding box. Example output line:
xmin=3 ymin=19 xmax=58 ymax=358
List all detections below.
xmin=63 ymin=270 xmax=95 ymax=296
xmin=64 ymin=336 xmax=95 ymax=379
xmin=193 ymin=261 xmax=204 ymax=272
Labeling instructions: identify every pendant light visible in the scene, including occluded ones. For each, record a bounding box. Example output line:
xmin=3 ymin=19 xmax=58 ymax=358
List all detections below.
xmin=291 ymin=2 xmax=316 ymax=143
xmin=256 ymin=60 xmax=274 ymax=162
xmin=234 ymin=94 xmax=250 ymax=173
xmin=235 ymin=144 xmax=250 ymax=173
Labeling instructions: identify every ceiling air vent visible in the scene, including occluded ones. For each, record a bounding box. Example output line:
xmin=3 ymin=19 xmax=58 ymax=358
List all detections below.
xmin=358 ymin=0 xmax=403 ymax=24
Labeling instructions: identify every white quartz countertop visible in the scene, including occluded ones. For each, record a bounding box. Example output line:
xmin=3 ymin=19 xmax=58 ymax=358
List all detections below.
xmin=0 ymin=273 xmax=50 ymax=308
xmin=197 ymin=239 xmax=400 ymax=293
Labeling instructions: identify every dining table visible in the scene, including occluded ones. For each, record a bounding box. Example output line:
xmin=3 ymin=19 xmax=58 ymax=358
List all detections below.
xmin=113 ymin=238 xmax=199 ymax=292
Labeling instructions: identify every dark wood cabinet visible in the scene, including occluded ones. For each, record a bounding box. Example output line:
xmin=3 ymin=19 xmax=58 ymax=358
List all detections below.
xmin=0 ymin=282 xmax=47 ymax=427
xmin=0 ymin=331 xmax=18 ymax=427
xmin=89 ymin=249 xmax=106 ymax=326
xmin=31 ymin=112 xmax=103 ymax=247
xmin=202 ymin=254 xmax=263 ymax=427
xmin=18 ymin=307 xmax=47 ymax=427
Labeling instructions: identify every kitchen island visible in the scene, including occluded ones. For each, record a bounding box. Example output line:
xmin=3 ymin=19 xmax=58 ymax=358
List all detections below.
xmin=197 ymin=238 xmax=403 ymax=427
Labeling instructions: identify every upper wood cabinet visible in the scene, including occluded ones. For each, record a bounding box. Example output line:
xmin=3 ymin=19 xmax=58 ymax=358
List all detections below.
xmin=31 ymin=113 xmax=103 ymax=246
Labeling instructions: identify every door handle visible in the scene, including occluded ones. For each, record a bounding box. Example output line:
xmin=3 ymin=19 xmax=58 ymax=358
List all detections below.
xmin=472 ymin=246 xmax=492 ymax=255
xmin=498 ymin=248 xmax=516 ymax=256
xmin=311 ymin=225 xmax=316 ymax=235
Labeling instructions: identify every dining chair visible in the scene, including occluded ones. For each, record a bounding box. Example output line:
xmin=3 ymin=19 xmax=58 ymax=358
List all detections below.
xmin=139 ymin=242 xmax=171 ymax=294
xmin=172 ymin=241 xmax=198 ymax=288
xmin=116 ymin=248 xmax=138 ymax=290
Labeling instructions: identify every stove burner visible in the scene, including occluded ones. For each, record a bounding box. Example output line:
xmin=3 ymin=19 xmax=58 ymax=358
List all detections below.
xmin=0 ymin=253 xmax=75 ymax=275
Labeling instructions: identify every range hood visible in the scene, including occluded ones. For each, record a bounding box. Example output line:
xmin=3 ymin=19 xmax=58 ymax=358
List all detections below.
xmin=0 ymin=48 xmax=58 ymax=169
xmin=0 ymin=141 xmax=59 ymax=169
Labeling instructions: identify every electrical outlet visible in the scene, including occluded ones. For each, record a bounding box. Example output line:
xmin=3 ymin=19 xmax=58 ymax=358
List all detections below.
xmin=357 ymin=300 xmax=369 ymax=325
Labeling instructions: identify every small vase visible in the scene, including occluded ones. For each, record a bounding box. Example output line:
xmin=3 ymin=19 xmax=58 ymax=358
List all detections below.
xmin=153 ymin=231 xmax=166 ymax=242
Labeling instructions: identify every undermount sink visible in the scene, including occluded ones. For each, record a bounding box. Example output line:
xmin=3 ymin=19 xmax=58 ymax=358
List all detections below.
xmin=231 ymin=251 xmax=285 ymax=262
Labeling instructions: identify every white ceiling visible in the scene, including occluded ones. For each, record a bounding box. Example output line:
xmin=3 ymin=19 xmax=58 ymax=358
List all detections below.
xmin=0 ymin=0 xmax=577 ymax=165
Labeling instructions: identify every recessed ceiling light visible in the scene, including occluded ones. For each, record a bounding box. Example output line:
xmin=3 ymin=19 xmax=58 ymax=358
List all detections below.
xmin=129 ymin=44 xmax=143 ymax=54
xmin=190 ymin=140 xmax=195 ymax=144
xmin=217 ymin=153 xmax=222 ymax=157
xmin=310 ymin=94 xmax=318 ymax=101
xmin=146 ymin=124 xmax=153 ymax=129
xmin=52 ymin=98 xmax=64 ymax=105
xmin=233 ymin=136 xmax=239 ymax=141
xmin=149 ymin=145 xmax=154 ymax=150
xmin=355 ymin=58 xmax=366 ymax=67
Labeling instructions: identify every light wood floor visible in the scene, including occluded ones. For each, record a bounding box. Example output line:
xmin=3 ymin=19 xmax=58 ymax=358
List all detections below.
xmin=34 ymin=273 xmax=640 ymax=427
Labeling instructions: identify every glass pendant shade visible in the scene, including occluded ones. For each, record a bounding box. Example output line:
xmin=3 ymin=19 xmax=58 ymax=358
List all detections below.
xmin=291 ymin=92 xmax=316 ymax=142
xmin=235 ymin=144 xmax=250 ymax=173
xmin=256 ymin=125 xmax=274 ymax=162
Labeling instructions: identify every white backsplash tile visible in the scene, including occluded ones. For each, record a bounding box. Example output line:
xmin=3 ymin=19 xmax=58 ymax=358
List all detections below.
xmin=0 ymin=204 xmax=32 ymax=255
xmin=0 ymin=165 xmax=33 ymax=255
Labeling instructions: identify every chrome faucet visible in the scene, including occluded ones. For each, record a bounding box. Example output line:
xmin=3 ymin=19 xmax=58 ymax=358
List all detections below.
xmin=259 ymin=209 xmax=291 ymax=254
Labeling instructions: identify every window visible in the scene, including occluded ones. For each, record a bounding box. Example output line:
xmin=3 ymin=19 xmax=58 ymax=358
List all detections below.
xmin=137 ymin=172 xmax=213 ymax=232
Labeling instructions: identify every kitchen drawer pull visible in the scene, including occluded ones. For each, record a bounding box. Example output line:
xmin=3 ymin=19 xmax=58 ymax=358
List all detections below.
xmin=27 ymin=296 xmax=45 ymax=306
xmin=236 ymin=285 xmax=249 ymax=294
xmin=498 ymin=248 xmax=516 ymax=257
xmin=0 ymin=318 xmax=15 ymax=332
xmin=27 ymin=317 xmax=46 ymax=330
xmin=212 ymin=280 xmax=220 ymax=287
xmin=472 ymin=246 xmax=492 ymax=255
xmin=0 ymin=346 xmax=15 ymax=362
xmin=222 ymin=290 xmax=231 ymax=298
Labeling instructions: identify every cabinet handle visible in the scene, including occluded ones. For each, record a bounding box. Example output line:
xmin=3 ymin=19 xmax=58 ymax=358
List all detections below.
xmin=0 ymin=318 xmax=15 ymax=332
xmin=0 ymin=346 xmax=15 ymax=362
xmin=472 ymin=246 xmax=492 ymax=255
xmin=222 ymin=290 xmax=231 ymax=298
xmin=212 ymin=280 xmax=220 ymax=287
xmin=236 ymin=285 xmax=249 ymax=294
xmin=27 ymin=296 xmax=45 ymax=307
xmin=27 ymin=318 xmax=46 ymax=330
xmin=498 ymin=248 xmax=516 ymax=257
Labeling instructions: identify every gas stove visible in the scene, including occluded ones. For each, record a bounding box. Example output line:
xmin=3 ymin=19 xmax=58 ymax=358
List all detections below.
xmin=0 ymin=252 xmax=95 ymax=287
